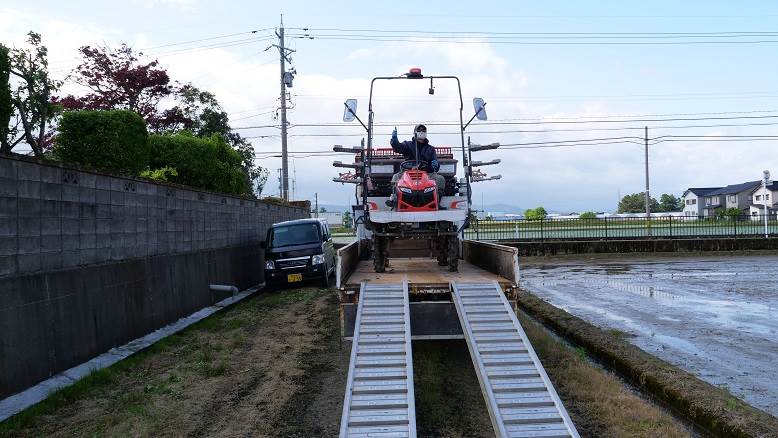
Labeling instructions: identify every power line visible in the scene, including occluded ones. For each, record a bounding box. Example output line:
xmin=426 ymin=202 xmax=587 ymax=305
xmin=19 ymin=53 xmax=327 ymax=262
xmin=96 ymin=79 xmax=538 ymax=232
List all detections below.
xmin=230 ymin=110 xmax=277 ymax=122
xmin=49 ymin=34 xmax=276 ymax=74
xmin=290 ymin=34 xmax=778 ymax=45
xmin=292 ymin=92 xmax=778 ymax=103
xmin=250 ymin=134 xmax=778 ymax=157
xmin=148 ymin=36 xmax=275 ymax=56
xmin=283 ymin=121 xmax=778 ymax=138
xmin=295 ymin=28 xmax=778 ymax=37
xmin=234 ymin=113 xmax=778 ymax=131
xmin=140 ymin=28 xmax=274 ymax=51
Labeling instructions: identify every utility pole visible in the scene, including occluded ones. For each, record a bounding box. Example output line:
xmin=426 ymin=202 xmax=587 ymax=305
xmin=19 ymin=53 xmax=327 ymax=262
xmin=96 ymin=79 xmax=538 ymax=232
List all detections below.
xmin=763 ymin=170 xmax=771 ymax=239
xmin=271 ymin=15 xmax=295 ymax=200
xmin=314 ymin=192 xmax=319 ymax=218
xmin=644 ymin=126 xmax=651 ymax=216
xmin=644 ymin=126 xmax=650 ymax=218
xmin=277 ymin=168 xmax=282 ymax=197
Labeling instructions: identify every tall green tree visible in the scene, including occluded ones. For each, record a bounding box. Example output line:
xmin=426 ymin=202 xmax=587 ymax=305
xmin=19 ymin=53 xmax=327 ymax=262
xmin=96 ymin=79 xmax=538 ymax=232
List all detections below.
xmin=3 ymin=32 xmax=61 ymax=156
xmin=618 ymin=192 xmax=659 ymax=213
xmin=160 ymin=83 xmax=268 ymax=196
xmin=658 ymin=193 xmax=682 ymax=212
xmin=57 ymin=44 xmax=173 ymax=126
xmin=60 ymin=44 xmax=268 ymax=196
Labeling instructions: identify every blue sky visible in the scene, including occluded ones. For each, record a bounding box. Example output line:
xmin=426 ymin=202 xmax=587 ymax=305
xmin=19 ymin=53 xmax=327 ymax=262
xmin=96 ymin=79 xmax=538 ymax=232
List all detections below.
xmin=2 ymin=1 xmax=778 ymax=212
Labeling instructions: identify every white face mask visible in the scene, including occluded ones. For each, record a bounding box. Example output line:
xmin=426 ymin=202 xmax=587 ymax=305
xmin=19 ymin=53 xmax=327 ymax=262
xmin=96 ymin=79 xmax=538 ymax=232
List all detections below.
xmin=416 ymin=131 xmax=427 ymax=141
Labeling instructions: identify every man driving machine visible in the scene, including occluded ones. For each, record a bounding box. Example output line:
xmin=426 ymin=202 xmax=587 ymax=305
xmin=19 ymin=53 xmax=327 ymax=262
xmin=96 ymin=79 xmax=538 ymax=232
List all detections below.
xmin=387 ymin=124 xmax=446 ymax=209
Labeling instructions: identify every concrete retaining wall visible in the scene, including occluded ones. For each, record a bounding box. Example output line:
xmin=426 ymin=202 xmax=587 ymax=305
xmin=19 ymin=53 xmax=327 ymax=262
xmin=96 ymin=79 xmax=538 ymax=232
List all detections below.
xmin=504 ymin=237 xmax=778 ymax=257
xmin=0 ymin=155 xmax=306 ymax=277
xmin=0 ymin=244 xmax=264 ymax=399
xmin=0 ymin=155 xmax=307 ymax=399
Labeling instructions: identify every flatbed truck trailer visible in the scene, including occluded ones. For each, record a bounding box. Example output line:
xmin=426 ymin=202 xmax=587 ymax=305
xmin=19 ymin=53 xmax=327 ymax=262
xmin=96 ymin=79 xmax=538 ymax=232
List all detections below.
xmin=336 ymin=239 xmax=579 ymax=438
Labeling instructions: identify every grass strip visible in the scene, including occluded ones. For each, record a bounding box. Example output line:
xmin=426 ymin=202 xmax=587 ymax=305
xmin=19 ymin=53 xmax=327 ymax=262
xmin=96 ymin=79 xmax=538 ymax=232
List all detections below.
xmin=517 ymin=290 xmax=778 ymax=438
xmin=0 ymin=287 xmax=324 ymax=436
xmin=517 ymin=310 xmax=689 ymax=437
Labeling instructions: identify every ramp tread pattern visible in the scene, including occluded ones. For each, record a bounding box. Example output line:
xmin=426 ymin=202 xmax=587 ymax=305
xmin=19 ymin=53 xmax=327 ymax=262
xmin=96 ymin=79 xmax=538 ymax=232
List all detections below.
xmin=452 ymin=281 xmax=579 ymax=438
xmin=340 ymin=282 xmax=416 ymax=438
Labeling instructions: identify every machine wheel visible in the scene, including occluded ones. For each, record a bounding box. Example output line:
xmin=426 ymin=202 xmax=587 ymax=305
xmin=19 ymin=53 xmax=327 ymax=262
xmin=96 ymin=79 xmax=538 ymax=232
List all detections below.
xmin=373 ymin=236 xmax=387 ymax=273
xmin=436 ymin=237 xmax=448 ymax=266
xmin=447 ymin=235 xmax=459 ymax=272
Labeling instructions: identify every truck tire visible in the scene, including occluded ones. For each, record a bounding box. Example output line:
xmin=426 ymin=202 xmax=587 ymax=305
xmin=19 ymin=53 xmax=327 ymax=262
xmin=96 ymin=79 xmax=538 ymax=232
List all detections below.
xmin=448 ymin=235 xmax=459 ymax=272
xmin=373 ymin=236 xmax=387 ymax=273
xmin=437 ymin=237 xmax=448 ymax=266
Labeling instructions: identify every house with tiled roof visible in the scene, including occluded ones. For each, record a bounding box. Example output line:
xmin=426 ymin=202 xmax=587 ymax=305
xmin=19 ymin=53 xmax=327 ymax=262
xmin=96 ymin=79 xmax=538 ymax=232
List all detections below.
xmin=681 ymin=187 xmax=721 ymax=218
xmin=749 ymin=182 xmax=778 ymax=219
xmin=702 ymin=181 xmax=762 ymax=217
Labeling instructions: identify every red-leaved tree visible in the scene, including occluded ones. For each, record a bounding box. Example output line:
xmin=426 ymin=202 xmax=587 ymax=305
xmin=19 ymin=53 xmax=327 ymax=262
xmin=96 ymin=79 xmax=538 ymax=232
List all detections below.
xmin=58 ymin=44 xmax=174 ymax=130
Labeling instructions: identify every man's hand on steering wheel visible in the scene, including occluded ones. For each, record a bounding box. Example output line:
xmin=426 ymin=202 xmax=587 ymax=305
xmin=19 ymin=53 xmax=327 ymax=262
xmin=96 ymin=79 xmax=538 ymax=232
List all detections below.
xmin=400 ymin=159 xmax=430 ymax=171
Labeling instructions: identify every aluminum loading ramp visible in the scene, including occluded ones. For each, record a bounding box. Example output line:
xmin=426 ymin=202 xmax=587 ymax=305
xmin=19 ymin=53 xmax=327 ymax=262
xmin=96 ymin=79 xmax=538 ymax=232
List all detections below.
xmin=339 ymin=282 xmax=416 ymax=438
xmin=452 ymin=282 xmax=579 ymax=438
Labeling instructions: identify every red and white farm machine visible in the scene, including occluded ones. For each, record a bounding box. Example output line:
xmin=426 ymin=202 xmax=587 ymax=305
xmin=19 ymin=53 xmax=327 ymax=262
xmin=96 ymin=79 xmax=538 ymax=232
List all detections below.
xmin=333 ymin=68 xmax=501 ymax=273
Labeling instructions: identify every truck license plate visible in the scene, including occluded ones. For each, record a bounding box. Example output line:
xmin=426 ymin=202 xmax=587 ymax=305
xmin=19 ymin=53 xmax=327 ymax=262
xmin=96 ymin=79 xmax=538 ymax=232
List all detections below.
xmin=287 ymin=273 xmax=303 ymax=282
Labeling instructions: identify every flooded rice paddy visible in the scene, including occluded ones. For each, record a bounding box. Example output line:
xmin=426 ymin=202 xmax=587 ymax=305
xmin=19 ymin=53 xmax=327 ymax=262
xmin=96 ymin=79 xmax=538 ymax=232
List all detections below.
xmin=521 ymin=255 xmax=778 ymax=416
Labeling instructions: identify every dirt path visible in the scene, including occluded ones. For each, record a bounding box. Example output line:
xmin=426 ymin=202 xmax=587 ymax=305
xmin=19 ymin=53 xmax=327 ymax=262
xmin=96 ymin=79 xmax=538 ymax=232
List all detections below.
xmin=3 ymin=284 xmax=695 ymax=437
xmin=1 ymin=287 xmax=349 ymax=437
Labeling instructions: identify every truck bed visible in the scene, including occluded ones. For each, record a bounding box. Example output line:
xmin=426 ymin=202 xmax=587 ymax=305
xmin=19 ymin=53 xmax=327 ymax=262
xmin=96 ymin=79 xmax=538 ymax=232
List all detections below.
xmin=348 ymin=258 xmax=506 ymax=286
xmin=336 ymin=240 xmax=519 ymax=291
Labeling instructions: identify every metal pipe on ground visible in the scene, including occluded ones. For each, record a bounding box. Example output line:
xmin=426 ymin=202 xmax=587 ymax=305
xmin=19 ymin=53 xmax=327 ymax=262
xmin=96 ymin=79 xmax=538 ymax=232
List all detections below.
xmin=210 ymin=284 xmax=239 ymax=299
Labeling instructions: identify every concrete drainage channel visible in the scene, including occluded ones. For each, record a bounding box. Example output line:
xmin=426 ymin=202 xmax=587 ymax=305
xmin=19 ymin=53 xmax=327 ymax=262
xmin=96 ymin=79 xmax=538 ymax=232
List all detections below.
xmin=0 ymin=283 xmax=263 ymax=422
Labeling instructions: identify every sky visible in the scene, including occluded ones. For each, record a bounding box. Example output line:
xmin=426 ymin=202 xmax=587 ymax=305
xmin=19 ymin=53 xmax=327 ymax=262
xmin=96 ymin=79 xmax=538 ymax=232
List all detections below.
xmin=2 ymin=0 xmax=778 ymax=212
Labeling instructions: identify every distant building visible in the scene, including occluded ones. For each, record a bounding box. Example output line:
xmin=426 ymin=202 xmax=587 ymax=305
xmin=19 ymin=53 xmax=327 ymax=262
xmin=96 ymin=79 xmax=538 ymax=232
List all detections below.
xmin=703 ymin=181 xmax=761 ymax=216
xmin=749 ymin=182 xmax=778 ymax=220
xmin=314 ymin=211 xmax=344 ymax=227
xmin=681 ymin=187 xmax=721 ymax=218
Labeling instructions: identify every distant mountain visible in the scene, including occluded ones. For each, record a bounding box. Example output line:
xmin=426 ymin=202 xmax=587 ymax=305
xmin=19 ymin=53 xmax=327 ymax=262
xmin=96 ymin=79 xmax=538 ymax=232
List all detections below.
xmin=479 ymin=203 xmax=526 ymax=214
xmin=311 ymin=202 xmax=570 ymax=215
xmin=313 ymin=204 xmax=349 ymax=213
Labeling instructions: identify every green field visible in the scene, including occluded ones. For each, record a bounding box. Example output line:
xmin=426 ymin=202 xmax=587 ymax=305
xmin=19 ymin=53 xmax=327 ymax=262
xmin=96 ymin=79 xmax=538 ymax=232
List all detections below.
xmin=333 ymin=218 xmax=778 ymax=242
xmin=465 ymin=218 xmax=778 ymax=241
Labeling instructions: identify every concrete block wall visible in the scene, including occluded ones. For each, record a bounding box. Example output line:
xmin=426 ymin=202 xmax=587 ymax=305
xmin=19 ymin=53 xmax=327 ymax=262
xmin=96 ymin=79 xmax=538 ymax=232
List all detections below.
xmin=0 ymin=155 xmax=307 ymax=277
xmin=0 ymin=155 xmax=308 ymax=399
xmin=0 ymin=244 xmax=265 ymax=399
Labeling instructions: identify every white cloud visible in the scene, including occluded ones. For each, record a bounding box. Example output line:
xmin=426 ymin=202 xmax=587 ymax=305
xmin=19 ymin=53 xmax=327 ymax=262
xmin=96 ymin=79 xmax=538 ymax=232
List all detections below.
xmin=131 ymin=0 xmax=196 ymax=10
xmin=2 ymin=7 xmax=777 ymax=210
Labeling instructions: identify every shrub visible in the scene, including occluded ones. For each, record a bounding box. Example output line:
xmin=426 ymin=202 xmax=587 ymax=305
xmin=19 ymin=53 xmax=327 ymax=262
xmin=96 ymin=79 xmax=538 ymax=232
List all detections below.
xmin=716 ymin=207 xmax=742 ymax=219
xmin=139 ymin=166 xmax=177 ymax=182
xmin=579 ymin=211 xmax=597 ymax=219
xmin=54 ymin=110 xmax=149 ymax=174
xmin=525 ymin=206 xmax=548 ymax=221
xmin=148 ymin=132 xmax=249 ymax=194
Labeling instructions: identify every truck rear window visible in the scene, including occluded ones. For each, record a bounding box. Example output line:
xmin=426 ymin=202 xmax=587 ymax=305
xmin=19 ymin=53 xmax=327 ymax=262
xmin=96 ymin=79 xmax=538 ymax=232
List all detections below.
xmin=269 ymin=223 xmax=321 ymax=248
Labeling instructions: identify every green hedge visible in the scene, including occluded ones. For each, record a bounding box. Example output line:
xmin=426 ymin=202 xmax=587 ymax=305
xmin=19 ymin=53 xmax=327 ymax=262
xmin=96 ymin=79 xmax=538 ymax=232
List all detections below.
xmin=54 ymin=110 xmax=149 ymax=174
xmin=148 ymin=132 xmax=249 ymax=195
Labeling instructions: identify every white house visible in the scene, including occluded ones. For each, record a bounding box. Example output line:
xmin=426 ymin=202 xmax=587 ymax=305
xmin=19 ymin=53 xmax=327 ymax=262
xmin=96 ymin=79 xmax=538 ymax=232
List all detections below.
xmin=313 ymin=211 xmax=345 ymax=227
xmin=749 ymin=182 xmax=778 ymax=220
xmin=681 ymin=187 xmax=720 ymax=218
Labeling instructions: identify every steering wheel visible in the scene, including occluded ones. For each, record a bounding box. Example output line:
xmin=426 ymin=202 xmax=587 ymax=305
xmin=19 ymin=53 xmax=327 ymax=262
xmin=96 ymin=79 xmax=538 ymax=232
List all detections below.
xmin=400 ymin=159 xmax=429 ymax=171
